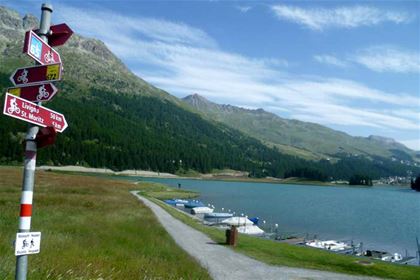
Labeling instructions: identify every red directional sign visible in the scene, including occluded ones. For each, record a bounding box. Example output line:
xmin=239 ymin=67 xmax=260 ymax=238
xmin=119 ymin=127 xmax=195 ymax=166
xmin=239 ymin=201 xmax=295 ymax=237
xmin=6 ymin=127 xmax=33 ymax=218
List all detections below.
xmin=10 ymin=63 xmax=62 ymax=86
xmin=23 ymin=30 xmax=61 ymax=65
xmin=3 ymin=93 xmax=68 ymax=133
xmin=36 ymin=126 xmax=57 ymax=148
xmin=8 ymin=83 xmax=58 ymax=102
xmin=46 ymin=23 xmax=74 ymax=47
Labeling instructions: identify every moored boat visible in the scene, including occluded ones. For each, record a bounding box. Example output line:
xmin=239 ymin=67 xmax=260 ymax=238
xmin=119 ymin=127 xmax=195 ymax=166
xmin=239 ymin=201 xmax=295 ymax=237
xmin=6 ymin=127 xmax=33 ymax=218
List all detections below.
xmin=164 ymin=199 xmax=189 ymax=206
xmin=364 ymin=250 xmax=403 ymax=262
xmin=221 ymin=216 xmax=254 ymax=226
xmin=305 ymin=240 xmax=352 ymax=252
xmin=204 ymin=212 xmax=233 ymax=219
xmin=237 ymin=225 xmax=265 ymax=235
xmin=191 ymin=206 xmax=214 ymax=214
xmin=184 ymin=200 xmax=205 ymax=208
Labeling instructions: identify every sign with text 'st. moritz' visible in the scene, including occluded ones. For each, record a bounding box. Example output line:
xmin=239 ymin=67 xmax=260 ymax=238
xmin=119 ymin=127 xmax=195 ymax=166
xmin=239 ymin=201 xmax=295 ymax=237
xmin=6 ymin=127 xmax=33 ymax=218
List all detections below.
xmin=3 ymin=93 xmax=68 ymax=133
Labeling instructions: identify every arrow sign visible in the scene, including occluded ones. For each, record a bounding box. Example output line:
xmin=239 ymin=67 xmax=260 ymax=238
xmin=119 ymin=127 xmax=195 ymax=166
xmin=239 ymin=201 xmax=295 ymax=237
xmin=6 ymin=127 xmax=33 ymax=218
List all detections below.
xmin=3 ymin=93 xmax=68 ymax=133
xmin=23 ymin=30 xmax=61 ymax=65
xmin=46 ymin=23 xmax=74 ymax=47
xmin=10 ymin=63 xmax=62 ymax=86
xmin=8 ymin=83 xmax=58 ymax=102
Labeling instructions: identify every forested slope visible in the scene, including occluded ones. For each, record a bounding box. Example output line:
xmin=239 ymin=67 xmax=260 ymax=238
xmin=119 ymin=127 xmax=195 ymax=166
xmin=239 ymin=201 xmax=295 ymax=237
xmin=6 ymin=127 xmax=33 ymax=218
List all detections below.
xmin=0 ymin=6 xmax=418 ymax=180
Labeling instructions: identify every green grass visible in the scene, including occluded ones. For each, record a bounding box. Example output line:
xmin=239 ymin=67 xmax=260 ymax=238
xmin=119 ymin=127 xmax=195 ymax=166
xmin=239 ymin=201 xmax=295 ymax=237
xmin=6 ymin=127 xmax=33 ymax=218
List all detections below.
xmin=135 ymin=180 xmax=199 ymax=200
xmin=0 ymin=166 xmax=210 ymax=279
xmin=145 ymin=193 xmax=420 ymax=280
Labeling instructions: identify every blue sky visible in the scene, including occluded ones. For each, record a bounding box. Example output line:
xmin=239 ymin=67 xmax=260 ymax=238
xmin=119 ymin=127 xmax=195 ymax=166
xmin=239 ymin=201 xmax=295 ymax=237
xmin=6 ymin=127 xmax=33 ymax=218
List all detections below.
xmin=5 ymin=1 xmax=420 ymax=150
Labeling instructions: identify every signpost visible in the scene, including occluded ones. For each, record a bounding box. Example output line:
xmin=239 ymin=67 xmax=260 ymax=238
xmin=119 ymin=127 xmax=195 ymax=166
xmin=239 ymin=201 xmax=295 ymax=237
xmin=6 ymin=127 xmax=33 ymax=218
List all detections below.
xmin=1 ymin=3 xmax=73 ymax=279
xmin=23 ymin=30 xmax=61 ymax=65
xmin=10 ymin=63 xmax=62 ymax=86
xmin=8 ymin=83 xmax=58 ymax=102
xmin=45 ymin=23 xmax=74 ymax=47
xmin=15 ymin=232 xmax=41 ymax=256
xmin=36 ymin=126 xmax=57 ymax=149
xmin=3 ymin=93 xmax=68 ymax=133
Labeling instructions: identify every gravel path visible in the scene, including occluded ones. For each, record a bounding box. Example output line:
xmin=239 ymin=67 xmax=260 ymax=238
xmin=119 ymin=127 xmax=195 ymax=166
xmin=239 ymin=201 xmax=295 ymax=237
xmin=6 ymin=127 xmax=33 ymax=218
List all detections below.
xmin=131 ymin=191 xmax=382 ymax=280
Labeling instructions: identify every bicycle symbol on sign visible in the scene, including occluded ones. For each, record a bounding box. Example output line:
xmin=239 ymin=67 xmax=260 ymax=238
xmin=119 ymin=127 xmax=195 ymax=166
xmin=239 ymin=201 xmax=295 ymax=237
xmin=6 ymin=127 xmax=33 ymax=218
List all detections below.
xmin=17 ymin=69 xmax=29 ymax=84
xmin=7 ymin=97 xmax=21 ymax=115
xmin=44 ymin=50 xmax=55 ymax=64
xmin=22 ymin=239 xmax=28 ymax=250
xmin=36 ymin=85 xmax=50 ymax=101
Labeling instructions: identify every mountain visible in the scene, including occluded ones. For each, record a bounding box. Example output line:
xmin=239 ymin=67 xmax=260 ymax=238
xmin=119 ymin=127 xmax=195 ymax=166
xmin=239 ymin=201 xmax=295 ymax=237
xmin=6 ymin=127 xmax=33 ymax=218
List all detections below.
xmin=0 ymin=6 xmax=310 ymax=176
xmin=183 ymin=94 xmax=419 ymax=163
xmin=0 ymin=6 xmax=418 ymax=180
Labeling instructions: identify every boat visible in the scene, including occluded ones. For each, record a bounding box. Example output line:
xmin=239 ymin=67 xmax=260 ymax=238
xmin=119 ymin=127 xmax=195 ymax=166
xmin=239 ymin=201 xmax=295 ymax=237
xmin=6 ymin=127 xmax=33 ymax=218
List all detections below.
xmin=237 ymin=225 xmax=265 ymax=235
xmin=221 ymin=216 xmax=254 ymax=226
xmin=184 ymin=200 xmax=205 ymax=208
xmin=164 ymin=199 xmax=189 ymax=206
xmin=191 ymin=206 xmax=214 ymax=214
xmin=364 ymin=250 xmax=403 ymax=262
xmin=204 ymin=212 xmax=233 ymax=219
xmin=248 ymin=217 xmax=259 ymax=225
xmin=305 ymin=240 xmax=352 ymax=252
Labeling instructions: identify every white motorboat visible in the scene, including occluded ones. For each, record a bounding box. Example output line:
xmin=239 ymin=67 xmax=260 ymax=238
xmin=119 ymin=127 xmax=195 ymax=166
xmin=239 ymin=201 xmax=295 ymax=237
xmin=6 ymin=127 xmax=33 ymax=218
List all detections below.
xmin=221 ymin=216 xmax=254 ymax=226
xmin=305 ymin=240 xmax=352 ymax=252
xmin=191 ymin=206 xmax=214 ymax=214
xmin=237 ymin=225 xmax=265 ymax=235
xmin=364 ymin=250 xmax=403 ymax=262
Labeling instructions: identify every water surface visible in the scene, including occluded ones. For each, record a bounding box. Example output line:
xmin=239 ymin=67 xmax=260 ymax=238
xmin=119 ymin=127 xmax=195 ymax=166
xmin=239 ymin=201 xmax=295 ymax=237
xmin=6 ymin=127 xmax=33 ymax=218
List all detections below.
xmin=126 ymin=177 xmax=420 ymax=255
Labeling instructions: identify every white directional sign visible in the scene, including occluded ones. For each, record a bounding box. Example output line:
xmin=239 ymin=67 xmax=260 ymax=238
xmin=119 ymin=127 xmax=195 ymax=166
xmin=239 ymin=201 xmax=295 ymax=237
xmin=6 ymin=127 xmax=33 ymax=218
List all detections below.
xmin=15 ymin=232 xmax=41 ymax=256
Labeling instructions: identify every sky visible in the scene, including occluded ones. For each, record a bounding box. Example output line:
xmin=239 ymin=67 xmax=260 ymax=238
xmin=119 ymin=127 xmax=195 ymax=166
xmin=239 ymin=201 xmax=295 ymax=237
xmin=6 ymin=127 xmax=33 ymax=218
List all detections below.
xmin=4 ymin=0 xmax=420 ymax=150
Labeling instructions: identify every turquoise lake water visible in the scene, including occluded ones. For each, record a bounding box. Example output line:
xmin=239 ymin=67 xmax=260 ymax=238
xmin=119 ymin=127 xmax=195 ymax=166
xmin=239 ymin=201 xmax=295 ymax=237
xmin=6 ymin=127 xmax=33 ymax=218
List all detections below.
xmin=127 ymin=177 xmax=420 ymax=255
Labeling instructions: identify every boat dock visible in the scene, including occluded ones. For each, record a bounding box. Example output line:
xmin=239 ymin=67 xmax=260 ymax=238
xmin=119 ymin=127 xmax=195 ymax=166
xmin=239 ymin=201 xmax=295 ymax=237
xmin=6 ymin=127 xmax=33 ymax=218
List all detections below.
xmin=163 ymin=197 xmax=420 ymax=266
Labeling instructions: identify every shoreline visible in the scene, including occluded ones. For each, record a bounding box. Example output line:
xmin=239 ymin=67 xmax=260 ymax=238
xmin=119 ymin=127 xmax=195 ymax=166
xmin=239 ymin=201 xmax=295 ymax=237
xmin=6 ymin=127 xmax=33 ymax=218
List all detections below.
xmin=36 ymin=165 xmax=339 ymax=186
xmin=2 ymin=165 xmax=405 ymax=188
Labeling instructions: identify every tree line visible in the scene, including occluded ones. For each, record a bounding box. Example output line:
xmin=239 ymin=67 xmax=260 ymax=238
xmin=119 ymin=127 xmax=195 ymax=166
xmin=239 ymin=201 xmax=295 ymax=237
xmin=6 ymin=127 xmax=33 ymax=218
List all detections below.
xmin=0 ymin=77 xmax=418 ymax=181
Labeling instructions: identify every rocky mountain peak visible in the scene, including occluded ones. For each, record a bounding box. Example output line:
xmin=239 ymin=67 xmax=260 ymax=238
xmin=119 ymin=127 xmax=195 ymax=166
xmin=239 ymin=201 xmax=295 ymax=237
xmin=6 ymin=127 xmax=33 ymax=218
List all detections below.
xmin=184 ymin=93 xmax=208 ymax=102
xmin=0 ymin=6 xmax=37 ymax=31
xmin=22 ymin=14 xmax=38 ymax=30
xmin=0 ymin=6 xmax=22 ymax=29
xmin=66 ymin=35 xmax=116 ymax=62
xmin=183 ymin=93 xmax=213 ymax=108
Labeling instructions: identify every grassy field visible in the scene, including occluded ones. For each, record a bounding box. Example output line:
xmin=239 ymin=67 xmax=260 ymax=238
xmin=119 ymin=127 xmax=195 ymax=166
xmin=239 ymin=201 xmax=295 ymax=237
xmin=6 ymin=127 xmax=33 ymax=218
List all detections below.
xmin=147 ymin=196 xmax=420 ymax=280
xmin=0 ymin=166 xmax=210 ymax=279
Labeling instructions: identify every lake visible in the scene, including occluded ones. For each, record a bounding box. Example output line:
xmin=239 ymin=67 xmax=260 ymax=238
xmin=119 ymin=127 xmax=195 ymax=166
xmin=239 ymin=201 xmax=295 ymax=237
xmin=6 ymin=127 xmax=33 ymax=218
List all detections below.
xmin=127 ymin=177 xmax=420 ymax=255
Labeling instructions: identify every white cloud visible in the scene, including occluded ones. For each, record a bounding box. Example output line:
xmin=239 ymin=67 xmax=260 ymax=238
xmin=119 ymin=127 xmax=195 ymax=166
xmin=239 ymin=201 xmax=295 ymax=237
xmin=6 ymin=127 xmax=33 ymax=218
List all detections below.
xmin=58 ymin=5 xmax=217 ymax=49
xmin=271 ymin=5 xmax=413 ymax=31
xmin=58 ymin=4 xmax=419 ymax=136
xmin=353 ymin=46 xmax=420 ymax=73
xmin=314 ymin=55 xmax=349 ymax=68
xmin=315 ymin=46 xmax=420 ymax=73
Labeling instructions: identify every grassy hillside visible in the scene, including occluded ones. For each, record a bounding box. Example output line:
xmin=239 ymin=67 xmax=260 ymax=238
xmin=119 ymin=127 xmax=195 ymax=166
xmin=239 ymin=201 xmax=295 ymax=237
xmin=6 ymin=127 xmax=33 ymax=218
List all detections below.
xmin=0 ymin=6 xmax=311 ymax=176
xmin=0 ymin=6 xmax=418 ymax=180
xmin=183 ymin=94 xmax=418 ymax=163
xmin=0 ymin=166 xmax=210 ymax=279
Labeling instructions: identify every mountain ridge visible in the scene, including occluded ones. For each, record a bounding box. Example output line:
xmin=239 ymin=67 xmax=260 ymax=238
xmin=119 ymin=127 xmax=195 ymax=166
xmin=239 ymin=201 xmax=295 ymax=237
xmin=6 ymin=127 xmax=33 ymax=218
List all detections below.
xmin=0 ymin=5 xmax=418 ymax=180
xmin=182 ymin=93 xmax=418 ymax=162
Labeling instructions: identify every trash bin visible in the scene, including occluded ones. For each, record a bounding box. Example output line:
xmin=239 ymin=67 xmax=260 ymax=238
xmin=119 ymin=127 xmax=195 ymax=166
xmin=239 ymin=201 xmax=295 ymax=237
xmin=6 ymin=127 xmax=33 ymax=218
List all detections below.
xmin=225 ymin=225 xmax=238 ymax=246
xmin=225 ymin=228 xmax=231 ymax=245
